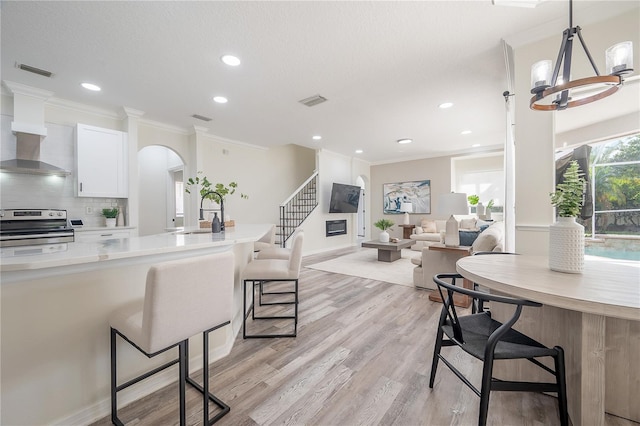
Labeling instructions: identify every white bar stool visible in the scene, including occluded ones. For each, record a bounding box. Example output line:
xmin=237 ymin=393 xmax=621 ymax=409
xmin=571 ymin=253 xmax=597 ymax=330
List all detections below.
xmin=109 ymin=251 xmax=233 ymax=425
xmin=253 ymin=224 xmax=276 ymax=253
xmin=243 ymin=231 xmax=304 ymax=338
xmin=256 ymin=227 xmax=304 ymax=260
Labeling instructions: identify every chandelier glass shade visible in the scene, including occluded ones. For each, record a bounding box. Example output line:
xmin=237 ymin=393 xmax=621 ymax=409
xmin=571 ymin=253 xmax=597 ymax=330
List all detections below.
xmin=529 ymin=0 xmax=634 ymax=111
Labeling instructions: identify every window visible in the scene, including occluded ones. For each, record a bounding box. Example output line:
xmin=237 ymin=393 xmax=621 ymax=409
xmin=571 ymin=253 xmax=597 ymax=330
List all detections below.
xmin=453 ymin=153 xmax=505 ymax=218
xmin=585 ymin=134 xmax=640 ymax=236
xmin=175 ymin=180 xmax=184 ymax=217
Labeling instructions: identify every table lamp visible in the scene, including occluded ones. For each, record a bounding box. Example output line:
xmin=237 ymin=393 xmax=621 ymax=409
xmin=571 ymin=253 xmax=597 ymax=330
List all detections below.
xmin=400 ymin=202 xmax=413 ymax=225
xmin=438 ymin=192 xmax=468 ymax=246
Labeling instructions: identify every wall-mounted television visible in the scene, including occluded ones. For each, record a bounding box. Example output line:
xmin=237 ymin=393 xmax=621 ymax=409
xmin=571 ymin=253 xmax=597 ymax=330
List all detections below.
xmin=329 ymin=183 xmax=361 ymax=213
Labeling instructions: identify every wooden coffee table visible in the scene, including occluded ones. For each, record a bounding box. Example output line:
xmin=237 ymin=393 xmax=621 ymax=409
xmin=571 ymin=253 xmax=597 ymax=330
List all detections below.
xmin=361 ymin=239 xmax=414 ymax=262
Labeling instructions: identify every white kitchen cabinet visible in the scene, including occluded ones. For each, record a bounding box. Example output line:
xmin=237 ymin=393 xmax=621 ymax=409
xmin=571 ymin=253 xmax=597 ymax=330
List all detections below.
xmin=74 ymin=229 xmax=131 ymax=243
xmin=76 ymin=123 xmax=128 ymax=198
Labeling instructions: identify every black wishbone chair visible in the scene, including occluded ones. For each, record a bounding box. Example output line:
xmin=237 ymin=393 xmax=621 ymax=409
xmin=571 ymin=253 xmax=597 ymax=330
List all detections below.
xmin=429 ymin=273 xmax=569 ymax=426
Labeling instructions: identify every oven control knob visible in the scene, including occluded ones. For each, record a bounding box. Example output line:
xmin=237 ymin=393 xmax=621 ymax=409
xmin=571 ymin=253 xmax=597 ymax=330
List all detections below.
xmin=57 ymin=212 xmax=63 ymax=216
xmin=49 ymin=212 xmax=54 ymax=216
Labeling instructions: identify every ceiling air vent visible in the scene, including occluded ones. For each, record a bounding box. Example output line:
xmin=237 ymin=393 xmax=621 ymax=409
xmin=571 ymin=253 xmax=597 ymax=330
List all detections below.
xmin=191 ymin=114 xmax=212 ymax=122
xmin=16 ymin=63 xmax=54 ymax=78
xmin=299 ymin=95 xmax=327 ymax=107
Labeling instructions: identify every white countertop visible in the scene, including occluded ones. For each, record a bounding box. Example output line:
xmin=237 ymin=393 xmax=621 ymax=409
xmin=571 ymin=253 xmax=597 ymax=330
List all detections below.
xmin=73 ymin=226 xmax=137 ymax=232
xmin=457 ymin=254 xmax=640 ymax=321
xmin=1 ymin=224 xmax=271 ymax=272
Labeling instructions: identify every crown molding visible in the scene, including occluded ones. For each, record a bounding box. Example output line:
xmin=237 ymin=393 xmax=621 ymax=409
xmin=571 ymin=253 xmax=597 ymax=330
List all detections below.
xmin=2 ymin=80 xmax=53 ymax=100
xmin=200 ymin=132 xmax=269 ymax=151
xmin=46 ymin=96 xmax=120 ymax=120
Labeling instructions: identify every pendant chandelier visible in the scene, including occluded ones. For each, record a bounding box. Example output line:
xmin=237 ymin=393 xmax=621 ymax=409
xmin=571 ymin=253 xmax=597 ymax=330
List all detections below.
xmin=529 ymin=0 xmax=634 ymax=111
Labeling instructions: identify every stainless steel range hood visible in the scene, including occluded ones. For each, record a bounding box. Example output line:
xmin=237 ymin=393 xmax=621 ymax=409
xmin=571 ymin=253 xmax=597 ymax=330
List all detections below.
xmin=0 ymin=81 xmax=70 ymax=176
xmin=0 ymin=132 xmax=71 ymax=176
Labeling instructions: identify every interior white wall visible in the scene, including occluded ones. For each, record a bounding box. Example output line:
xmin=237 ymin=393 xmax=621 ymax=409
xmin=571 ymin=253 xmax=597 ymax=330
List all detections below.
xmin=453 ymin=153 xmax=503 ymax=177
xmin=371 ymin=155 xmax=453 ymax=241
xmin=300 ymin=150 xmax=371 ymax=254
xmin=192 ymin=134 xmax=316 ymax=229
xmin=556 ymin=111 xmax=640 ymax=148
xmin=138 ymin=122 xmax=190 ymax=155
xmin=513 ymin=9 xmax=640 ymax=255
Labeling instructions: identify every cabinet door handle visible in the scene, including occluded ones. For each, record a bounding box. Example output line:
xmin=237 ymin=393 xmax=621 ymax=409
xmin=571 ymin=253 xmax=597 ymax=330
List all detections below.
xmin=100 ymin=234 xmax=113 ymax=237
xmin=80 ymin=182 xmax=83 ymax=192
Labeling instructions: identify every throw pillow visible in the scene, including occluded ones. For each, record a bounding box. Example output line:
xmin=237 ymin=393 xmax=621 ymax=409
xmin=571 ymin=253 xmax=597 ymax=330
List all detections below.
xmin=421 ymin=219 xmax=437 ymax=233
xmin=476 ymin=218 xmax=492 ymax=229
xmin=472 ymin=224 xmax=501 ymax=252
xmin=414 ymin=226 xmax=424 ymax=235
xmin=460 ymin=218 xmax=477 ymax=230
xmin=459 ymin=230 xmax=481 ymax=246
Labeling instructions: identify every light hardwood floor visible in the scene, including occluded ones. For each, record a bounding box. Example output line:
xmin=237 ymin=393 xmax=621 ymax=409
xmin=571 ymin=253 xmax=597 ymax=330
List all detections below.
xmin=91 ymin=247 xmax=636 ymax=426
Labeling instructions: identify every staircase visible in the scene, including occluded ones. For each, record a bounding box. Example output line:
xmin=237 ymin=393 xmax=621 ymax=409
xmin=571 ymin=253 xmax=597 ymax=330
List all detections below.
xmin=278 ymin=172 xmax=318 ymax=247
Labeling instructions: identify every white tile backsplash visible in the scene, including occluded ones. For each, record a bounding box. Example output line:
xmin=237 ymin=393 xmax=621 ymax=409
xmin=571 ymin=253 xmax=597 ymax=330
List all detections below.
xmin=1 ymin=115 xmax=128 ymax=227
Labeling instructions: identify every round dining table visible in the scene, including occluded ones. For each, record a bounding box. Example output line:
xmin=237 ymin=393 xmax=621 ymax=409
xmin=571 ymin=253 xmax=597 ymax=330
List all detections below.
xmin=457 ymin=254 xmax=640 ymax=426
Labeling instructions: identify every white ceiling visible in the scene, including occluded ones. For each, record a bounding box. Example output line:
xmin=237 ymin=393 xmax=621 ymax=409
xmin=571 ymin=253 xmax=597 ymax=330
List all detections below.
xmin=1 ymin=1 xmax=637 ymax=163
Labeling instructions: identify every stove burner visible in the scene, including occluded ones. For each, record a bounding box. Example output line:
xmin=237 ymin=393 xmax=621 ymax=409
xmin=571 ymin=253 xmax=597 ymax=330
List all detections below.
xmin=0 ymin=209 xmax=74 ymax=247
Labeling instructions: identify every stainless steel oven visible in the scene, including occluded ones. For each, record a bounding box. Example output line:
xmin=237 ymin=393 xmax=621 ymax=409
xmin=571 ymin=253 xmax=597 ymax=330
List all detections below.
xmin=0 ymin=209 xmax=74 ymax=247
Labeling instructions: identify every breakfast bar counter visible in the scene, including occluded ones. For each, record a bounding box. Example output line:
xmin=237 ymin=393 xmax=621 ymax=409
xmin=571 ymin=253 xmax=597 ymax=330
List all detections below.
xmin=1 ymin=224 xmax=272 ymax=277
xmin=457 ymin=254 xmax=640 ymax=425
xmin=0 ymin=224 xmax=271 ymax=425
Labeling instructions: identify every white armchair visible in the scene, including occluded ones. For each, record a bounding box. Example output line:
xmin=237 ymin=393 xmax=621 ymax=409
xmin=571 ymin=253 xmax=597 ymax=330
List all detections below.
xmin=412 ymin=246 xmax=470 ymax=290
xmin=412 ymin=222 xmax=504 ymax=290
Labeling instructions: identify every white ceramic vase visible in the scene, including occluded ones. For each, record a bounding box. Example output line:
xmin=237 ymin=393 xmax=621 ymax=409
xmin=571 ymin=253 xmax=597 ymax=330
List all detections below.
xmin=444 ymin=215 xmax=460 ymax=246
xmin=549 ymin=217 xmax=584 ymax=273
xmin=116 ymin=208 xmax=125 ymax=226
xmin=379 ymin=230 xmax=390 ymax=243
xmin=106 ymin=218 xmax=117 ymax=228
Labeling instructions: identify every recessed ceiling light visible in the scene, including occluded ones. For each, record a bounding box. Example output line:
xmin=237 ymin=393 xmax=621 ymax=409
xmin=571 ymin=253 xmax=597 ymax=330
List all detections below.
xmin=355 ymin=149 xmax=363 ymax=154
xmin=213 ymin=96 xmax=228 ymax=104
xmin=312 ymin=135 xmax=322 ymax=140
xmin=221 ymin=55 xmax=241 ymax=66
xmin=438 ymin=102 xmax=453 ymax=109
xmin=461 ymin=130 xmax=472 ymax=135
xmin=81 ymin=83 xmax=101 ymax=91
xmin=397 ymin=138 xmax=412 ymax=144
xmin=472 ymin=144 xmax=481 ymax=148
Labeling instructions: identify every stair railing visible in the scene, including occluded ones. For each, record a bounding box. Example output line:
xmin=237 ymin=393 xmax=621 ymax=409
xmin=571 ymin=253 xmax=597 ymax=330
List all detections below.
xmin=279 ymin=172 xmax=318 ymax=247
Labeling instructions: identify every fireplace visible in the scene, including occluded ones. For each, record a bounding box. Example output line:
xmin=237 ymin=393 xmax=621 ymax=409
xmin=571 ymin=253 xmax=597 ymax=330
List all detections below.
xmin=326 ymin=220 xmax=347 ymax=237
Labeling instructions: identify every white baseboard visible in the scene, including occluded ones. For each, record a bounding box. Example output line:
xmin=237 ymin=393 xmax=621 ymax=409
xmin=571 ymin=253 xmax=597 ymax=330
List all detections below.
xmin=303 ymin=243 xmax=358 ymax=257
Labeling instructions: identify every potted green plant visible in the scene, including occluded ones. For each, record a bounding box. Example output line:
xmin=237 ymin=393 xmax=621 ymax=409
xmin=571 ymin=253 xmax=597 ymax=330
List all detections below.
xmin=549 ymin=160 xmax=586 ymax=273
xmin=185 ymin=172 xmax=248 ymax=204
xmin=374 ymin=218 xmax=394 ymax=242
xmin=102 ymin=207 xmax=119 ymax=228
xmin=485 ymin=199 xmax=494 ymax=220
xmin=467 ymin=194 xmax=478 ymax=214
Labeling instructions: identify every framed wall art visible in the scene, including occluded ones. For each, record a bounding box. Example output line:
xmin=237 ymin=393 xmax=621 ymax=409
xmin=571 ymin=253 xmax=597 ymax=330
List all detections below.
xmin=383 ymin=180 xmax=431 ymax=214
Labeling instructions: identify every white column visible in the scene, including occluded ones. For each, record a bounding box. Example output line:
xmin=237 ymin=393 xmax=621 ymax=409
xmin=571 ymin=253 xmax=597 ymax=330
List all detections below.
xmin=121 ymin=106 xmax=145 ymax=233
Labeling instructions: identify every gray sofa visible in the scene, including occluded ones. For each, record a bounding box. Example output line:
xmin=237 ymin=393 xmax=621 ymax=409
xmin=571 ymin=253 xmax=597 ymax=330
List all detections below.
xmin=412 ymin=221 xmax=504 ymax=290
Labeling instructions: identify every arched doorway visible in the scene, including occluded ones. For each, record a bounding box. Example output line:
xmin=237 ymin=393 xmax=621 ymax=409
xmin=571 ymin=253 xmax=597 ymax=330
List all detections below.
xmin=138 ymin=145 xmax=184 ymax=236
